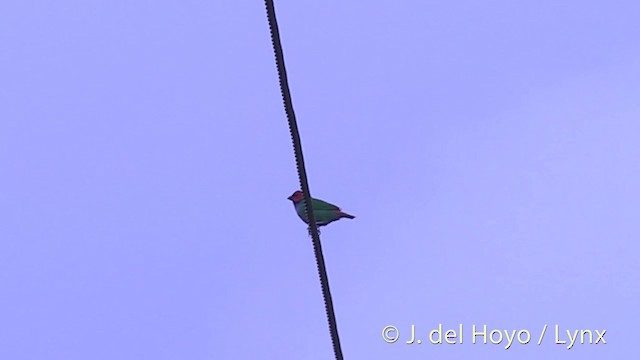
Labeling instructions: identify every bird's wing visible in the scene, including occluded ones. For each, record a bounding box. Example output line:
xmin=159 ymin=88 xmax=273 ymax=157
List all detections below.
xmin=311 ymin=198 xmax=340 ymax=210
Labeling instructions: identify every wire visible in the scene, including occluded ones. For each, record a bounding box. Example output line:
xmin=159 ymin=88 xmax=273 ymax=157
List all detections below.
xmin=264 ymin=1 xmax=344 ymax=359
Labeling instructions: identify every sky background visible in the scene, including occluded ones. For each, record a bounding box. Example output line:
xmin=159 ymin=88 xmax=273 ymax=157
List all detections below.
xmin=1 ymin=1 xmax=639 ymax=359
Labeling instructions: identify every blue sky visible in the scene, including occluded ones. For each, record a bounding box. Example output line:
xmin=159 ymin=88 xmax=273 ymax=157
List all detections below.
xmin=1 ymin=1 xmax=639 ymax=359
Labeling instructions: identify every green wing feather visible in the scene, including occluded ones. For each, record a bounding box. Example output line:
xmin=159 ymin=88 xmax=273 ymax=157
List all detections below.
xmin=294 ymin=197 xmax=343 ymax=225
xmin=310 ymin=198 xmax=340 ymax=210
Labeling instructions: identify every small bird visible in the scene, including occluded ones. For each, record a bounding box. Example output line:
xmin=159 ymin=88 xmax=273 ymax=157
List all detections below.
xmin=287 ymin=190 xmax=355 ymax=227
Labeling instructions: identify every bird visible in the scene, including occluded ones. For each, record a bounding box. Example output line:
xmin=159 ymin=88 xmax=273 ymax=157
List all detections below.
xmin=287 ymin=190 xmax=355 ymax=227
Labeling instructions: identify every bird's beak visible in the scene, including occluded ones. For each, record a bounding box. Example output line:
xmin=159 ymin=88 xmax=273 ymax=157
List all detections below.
xmin=287 ymin=195 xmax=293 ymax=200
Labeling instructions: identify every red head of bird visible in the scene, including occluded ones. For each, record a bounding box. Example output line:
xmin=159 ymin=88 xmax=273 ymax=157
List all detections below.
xmin=287 ymin=191 xmax=305 ymax=203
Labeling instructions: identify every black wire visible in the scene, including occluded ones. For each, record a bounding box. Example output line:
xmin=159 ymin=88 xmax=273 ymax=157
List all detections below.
xmin=264 ymin=1 xmax=344 ymax=359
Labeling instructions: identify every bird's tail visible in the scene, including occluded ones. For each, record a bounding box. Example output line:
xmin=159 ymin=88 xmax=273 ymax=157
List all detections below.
xmin=337 ymin=211 xmax=355 ymax=219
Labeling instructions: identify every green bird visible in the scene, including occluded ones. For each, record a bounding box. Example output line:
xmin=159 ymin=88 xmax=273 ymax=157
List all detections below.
xmin=287 ymin=190 xmax=355 ymax=227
